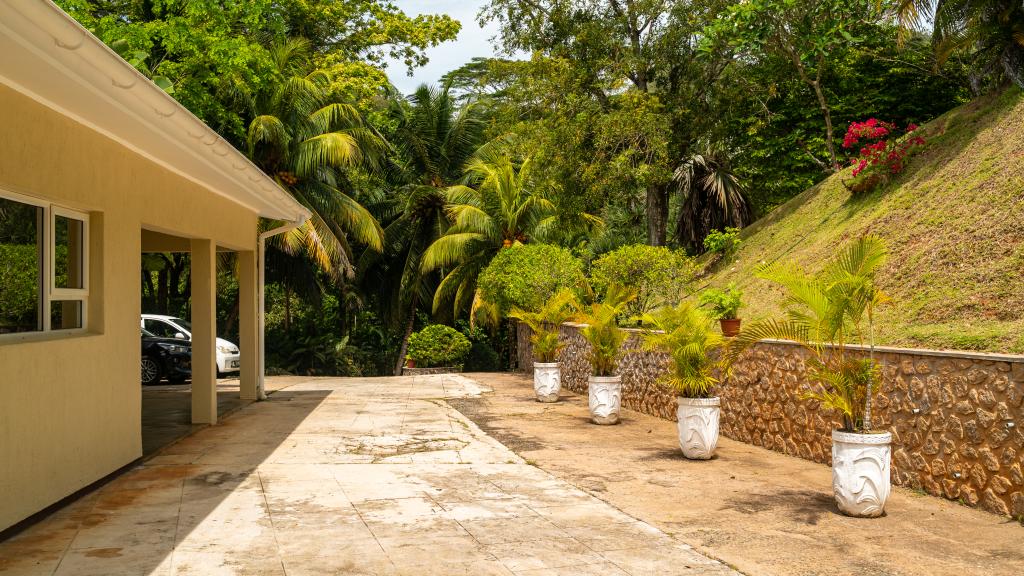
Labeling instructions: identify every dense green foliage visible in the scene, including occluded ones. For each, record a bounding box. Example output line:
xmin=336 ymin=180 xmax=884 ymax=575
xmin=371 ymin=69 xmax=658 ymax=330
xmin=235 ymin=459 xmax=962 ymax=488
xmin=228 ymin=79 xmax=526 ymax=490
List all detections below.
xmin=56 ymin=0 xmax=1022 ymax=375
xmin=590 ymin=245 xmax=696 ymax=319
xmin=477 ymin=245 xmax=586 ymax=319
xmin=407 ymin=324 xmax=472 ymax=367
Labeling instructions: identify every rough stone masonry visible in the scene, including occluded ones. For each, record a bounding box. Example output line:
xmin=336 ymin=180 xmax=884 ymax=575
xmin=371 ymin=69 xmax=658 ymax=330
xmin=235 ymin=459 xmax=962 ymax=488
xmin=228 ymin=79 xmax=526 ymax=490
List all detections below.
xmin=517 ymin=323 xmax=1024 ymax=518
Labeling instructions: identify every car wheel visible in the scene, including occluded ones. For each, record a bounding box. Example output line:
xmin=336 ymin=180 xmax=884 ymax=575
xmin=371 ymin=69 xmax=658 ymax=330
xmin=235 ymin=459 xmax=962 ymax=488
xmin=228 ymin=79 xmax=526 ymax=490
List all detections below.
xmin=141 ymin=356 xmax=162 ymax=385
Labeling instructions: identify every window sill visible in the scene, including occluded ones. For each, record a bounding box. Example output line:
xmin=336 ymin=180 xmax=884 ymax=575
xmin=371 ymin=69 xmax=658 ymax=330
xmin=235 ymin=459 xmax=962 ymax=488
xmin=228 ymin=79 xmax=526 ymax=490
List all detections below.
xmin=0 ymin=329 xmax=102 ymax=346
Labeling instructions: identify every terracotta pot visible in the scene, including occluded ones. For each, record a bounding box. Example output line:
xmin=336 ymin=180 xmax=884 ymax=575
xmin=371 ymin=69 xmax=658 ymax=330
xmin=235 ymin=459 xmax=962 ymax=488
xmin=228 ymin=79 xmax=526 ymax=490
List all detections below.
xmin=405 ymin=358 xmax=415 ymax=368
xmin=533 ymin=362 xmax=561 ymax=403
xmin=676 ymin=397 xmax=720 ymax=460
xmin=832 ymin=430 xmax=892 ymax=518
xmin=719 ymin=318 xmax=741 ymax=337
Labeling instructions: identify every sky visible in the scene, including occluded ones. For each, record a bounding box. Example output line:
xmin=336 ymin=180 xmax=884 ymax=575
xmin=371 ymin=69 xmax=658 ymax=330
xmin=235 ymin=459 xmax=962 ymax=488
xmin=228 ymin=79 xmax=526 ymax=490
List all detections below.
xmin=384 ymin=0 xmax=503 ymax=95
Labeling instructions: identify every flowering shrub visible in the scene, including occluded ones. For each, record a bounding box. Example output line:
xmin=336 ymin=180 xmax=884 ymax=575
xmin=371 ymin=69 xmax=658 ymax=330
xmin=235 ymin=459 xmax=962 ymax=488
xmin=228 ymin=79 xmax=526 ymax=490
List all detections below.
xmin=842 ymin=119 xmax=925 ymax=194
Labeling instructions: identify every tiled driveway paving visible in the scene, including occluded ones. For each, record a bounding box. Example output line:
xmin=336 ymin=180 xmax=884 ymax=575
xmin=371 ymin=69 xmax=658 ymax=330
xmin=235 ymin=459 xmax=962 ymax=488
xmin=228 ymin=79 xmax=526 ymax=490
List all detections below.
xmin=0 ymin=375 xmax=738 ymax=575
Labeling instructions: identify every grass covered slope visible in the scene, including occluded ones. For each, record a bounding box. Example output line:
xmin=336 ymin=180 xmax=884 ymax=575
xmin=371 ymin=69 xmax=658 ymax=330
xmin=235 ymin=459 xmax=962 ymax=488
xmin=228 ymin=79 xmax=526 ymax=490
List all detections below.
xmin=702 ymin=88 xmax=1024 ymax=353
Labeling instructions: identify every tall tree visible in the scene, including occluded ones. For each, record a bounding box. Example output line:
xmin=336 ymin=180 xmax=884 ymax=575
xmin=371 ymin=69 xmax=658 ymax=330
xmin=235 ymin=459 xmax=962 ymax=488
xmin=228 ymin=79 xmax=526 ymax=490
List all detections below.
xmin=359 ymin=84 xmax=487 ymax=373
xmin=707 ymin=0 xmax=883 ymax=172
xmin=895 ymin=0 xmax=1024 ymax=91
xmin=421 ymin=144 xmax=559 ymax=318
xmin=480 ymin=0 xmax=736 ymax=246
xmin=57 ymin=0 xmax=460 ymax=144
xmin=242 ymin=37 xmax=385 ymax=277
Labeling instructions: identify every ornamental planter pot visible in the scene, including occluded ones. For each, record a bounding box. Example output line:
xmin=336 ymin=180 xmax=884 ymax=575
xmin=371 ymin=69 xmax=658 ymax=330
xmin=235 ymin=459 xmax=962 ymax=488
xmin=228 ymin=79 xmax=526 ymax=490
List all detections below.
xmin=676 ymin=397 xmax=720 ymax=460
xmin=588 ymin=375 xmax=622 ymax=425
xmin=831 ymin=430 xmax=892 ymax=518
xmin=719 ymin=318 xmax=741 ymax=337
xmin=533 ymin=362 xmax=561 ymax=403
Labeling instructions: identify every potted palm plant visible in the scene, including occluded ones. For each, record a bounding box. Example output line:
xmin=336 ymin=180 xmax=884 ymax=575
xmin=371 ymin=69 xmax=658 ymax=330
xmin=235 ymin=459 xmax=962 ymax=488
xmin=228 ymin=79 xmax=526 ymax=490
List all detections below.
xmin=641 ymin=302 xmax=725 ymax=459
xmin=575 ymin=285 xmax=636 ymax=425
xmin=700 ymin=284 xmax=743 ymax=337
xmin=724 ymin=235 xmax=891 ymax=517
xmin=510 ymin=289 xmax=580 ymax=402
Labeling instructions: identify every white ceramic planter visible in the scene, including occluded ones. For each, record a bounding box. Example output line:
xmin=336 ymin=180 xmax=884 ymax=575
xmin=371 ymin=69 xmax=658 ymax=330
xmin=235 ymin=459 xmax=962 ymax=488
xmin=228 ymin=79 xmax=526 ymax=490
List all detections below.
xmin=676 ymin=397 xmax=720 ymax=460
xmin=832 ymin=430 xmax=892 ymax=518
xmin=588 ymin=375 xmax=622 ymax=425
xmin=533 ymin=362 xmax=561 ymax=402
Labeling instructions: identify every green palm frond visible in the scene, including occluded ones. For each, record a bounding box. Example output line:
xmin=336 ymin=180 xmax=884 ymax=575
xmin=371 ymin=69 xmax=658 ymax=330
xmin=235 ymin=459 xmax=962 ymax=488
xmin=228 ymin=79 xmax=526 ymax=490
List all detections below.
xmin=421 ymin=232 xmax=488 ymax=272
xmin=247 ymin=115 xmax=290 ymax=156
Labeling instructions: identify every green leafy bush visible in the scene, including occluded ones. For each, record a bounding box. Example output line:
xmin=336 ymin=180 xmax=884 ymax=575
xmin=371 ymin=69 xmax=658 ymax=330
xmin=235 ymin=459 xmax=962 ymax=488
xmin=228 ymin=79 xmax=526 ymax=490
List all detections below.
xmin=407 ymin=324 xmax=472 ymax=367
xmin=699 ymin=284 xmax=743 ymax=320
xmin=590 ymin=244 xmax=696 ymax=319
xmin=477 ymin=244 xmax=586 ymax=316
xmin=703 ymin=228 xmax=742 ymax=260
xmin=457 ymin=322 xmax=503 ymax=371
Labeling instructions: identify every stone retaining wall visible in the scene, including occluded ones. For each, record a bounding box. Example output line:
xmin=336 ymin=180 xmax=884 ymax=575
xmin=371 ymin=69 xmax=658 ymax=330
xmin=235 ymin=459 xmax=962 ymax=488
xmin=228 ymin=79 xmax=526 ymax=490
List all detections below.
xmin=517 ymin=323 xmax=1024 ymax=517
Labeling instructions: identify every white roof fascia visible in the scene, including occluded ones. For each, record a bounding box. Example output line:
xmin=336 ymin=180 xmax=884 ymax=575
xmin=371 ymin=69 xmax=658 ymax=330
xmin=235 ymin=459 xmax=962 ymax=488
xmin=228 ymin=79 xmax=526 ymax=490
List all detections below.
xmin=0 ymin=0 xmax=310 ymax=223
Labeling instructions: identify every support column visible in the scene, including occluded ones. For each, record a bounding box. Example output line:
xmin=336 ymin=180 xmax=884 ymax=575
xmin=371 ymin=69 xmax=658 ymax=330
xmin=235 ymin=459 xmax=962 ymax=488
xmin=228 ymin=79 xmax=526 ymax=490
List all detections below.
xmin=238 ymin=250 xmax=258 ymax=400
xmin=190 ymin=238 xmax=217 ymax=424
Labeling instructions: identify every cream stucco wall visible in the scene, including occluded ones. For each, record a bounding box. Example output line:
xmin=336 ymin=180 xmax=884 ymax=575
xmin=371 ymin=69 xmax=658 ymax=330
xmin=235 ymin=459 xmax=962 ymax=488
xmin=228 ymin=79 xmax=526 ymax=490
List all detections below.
xmin=0 ymin=84 xmax=259 ymax=531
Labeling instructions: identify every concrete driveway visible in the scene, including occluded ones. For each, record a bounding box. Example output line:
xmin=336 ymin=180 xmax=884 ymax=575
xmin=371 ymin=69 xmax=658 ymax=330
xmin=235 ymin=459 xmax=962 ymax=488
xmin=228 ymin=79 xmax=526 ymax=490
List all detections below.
xmin=0 ymin=375 xmax=736 ymax=575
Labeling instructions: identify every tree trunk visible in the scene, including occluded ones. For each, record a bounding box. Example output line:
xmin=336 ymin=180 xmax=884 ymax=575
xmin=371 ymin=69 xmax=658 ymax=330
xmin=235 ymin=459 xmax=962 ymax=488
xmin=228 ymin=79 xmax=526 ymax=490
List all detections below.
xmin=646 ymin=182 xmax=668 ymax=246
xmin=393 ymin=300 xmax=417 ymax=376
xmin=157 ymin=267 xmax=168 ymax=314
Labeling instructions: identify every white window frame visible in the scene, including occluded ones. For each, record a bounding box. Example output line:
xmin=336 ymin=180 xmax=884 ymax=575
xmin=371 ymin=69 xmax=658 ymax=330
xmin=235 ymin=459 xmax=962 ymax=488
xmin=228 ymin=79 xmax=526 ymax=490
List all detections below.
xmin=0 ymin=188 xmax=90 ymax=338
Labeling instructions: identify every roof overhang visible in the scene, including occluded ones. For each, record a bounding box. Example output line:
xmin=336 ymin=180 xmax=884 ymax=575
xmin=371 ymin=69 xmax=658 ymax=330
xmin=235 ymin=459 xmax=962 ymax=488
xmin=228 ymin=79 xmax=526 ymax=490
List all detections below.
xmin=0 ymin=0 xmax=310 ymax=223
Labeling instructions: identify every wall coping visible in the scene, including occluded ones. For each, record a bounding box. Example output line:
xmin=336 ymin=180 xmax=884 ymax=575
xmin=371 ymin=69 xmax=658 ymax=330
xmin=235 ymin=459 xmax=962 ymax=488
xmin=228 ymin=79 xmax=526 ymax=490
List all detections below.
xmin=555 ymin=322 xmax=1024 ymax=364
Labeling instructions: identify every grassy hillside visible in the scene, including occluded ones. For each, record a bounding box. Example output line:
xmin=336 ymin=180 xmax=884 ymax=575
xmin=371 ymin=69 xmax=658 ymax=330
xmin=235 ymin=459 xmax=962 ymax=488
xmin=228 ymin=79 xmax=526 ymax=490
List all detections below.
xmin=701 ymin=88 xmax=1024 ymax=353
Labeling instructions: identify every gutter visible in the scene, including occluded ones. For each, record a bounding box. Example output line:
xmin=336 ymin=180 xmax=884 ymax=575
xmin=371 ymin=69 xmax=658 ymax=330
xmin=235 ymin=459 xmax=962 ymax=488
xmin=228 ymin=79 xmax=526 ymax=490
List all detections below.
xmin=256 ymin=219 xmax=306 ymax=399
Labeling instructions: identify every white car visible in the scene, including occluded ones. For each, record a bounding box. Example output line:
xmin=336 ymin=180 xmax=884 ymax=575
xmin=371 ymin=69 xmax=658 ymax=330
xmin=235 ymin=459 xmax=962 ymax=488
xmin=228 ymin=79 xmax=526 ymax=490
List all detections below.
xmin=141 ymin=314 xmax=240 ymax=376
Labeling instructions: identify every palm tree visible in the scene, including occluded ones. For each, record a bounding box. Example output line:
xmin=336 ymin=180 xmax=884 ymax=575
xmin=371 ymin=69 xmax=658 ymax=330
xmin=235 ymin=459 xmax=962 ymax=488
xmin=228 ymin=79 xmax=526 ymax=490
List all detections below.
xmin=673 ymin=147 xmax=751 ymax=252
xmin=640 ymin=302 xmax=725 ymax=398
xmin=723 ymin=235 xmax=889 ymax=431
xmin=894 ymin=0 xmax=1024 ymax=90
xmin=358 ymin=84 xmax=486 ymax=373
xmin=420 ymin=143 xmax=559 ymax=319
xmin=241 ymin=37 xmax=385 ymax=278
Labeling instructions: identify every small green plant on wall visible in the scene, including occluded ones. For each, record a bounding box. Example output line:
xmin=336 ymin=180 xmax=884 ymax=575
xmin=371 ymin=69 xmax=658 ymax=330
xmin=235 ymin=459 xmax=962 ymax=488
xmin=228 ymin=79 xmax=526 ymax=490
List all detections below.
xmin=510 ymin=289 xmax=580 ymax=363
xmin=640 ymin=302 xmax=725 ymax=398
xmin=407 ymin=325 xmax=472 ymax=368
xmin=700 ymin=284 xmax=743 ymax=320
xmin=575 ymin=285 xmax=637 ymax=376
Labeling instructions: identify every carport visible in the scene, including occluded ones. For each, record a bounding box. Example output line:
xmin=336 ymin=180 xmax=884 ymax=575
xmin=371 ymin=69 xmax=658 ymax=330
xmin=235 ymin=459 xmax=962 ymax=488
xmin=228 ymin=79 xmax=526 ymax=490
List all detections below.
xmin=0 ymin=1 xmax=308 ymax=532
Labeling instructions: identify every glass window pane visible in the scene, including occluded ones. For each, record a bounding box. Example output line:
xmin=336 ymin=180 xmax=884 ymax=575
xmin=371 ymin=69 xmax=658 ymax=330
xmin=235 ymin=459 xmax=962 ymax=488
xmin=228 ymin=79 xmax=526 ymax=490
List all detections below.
xmin=54 ymin=214 xmax=85 ymax=290
xmin=50 ymin=300 xmax=83 ymax=330
xmin=0 ymin=196 xmax=43 ymax=334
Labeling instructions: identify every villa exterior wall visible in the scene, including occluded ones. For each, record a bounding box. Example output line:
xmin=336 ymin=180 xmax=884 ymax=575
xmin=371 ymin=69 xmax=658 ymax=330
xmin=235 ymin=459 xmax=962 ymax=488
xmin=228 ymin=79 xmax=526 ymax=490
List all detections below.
xmin=0 ymin=85 xmax=259 ymax=531
xmin=517 ymin=322 xmax=1024 ymax=517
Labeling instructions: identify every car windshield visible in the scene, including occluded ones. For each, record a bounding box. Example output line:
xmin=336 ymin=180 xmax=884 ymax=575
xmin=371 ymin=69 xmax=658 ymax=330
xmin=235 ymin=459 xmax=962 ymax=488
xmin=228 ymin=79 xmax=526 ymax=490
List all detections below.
xmin=142 ymin=327 xmax=155 ymax=337
xmin=170 ymin=318 xmax=192 ymax=331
